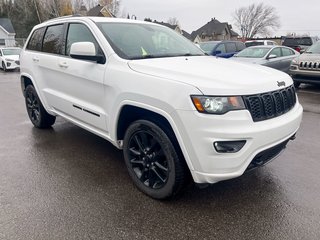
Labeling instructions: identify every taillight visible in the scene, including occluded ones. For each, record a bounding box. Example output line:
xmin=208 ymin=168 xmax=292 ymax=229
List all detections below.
xmin=295 ymin=47 xmax=301 ymax=52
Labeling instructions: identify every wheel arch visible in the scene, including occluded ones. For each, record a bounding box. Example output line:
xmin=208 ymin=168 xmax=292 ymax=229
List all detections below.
xmin=115 ymin=103 xmax=194 ymax=172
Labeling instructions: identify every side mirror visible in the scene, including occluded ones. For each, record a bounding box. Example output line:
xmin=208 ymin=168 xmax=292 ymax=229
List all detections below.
xmin=70 ymin=42 xmax=105 ymax=64
xmin=267 ymin=54 xmax=277 ymax=60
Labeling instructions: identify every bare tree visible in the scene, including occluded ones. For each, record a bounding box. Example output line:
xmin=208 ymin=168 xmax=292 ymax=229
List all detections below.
xmin=233 ymin=3 xmax=280 ymax=39
xmin=167 ymin=17 xmax=179 ymax=26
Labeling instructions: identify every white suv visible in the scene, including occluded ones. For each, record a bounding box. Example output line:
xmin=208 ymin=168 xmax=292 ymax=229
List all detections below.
xmin=20 ymin=16 xmax=303 ymax=199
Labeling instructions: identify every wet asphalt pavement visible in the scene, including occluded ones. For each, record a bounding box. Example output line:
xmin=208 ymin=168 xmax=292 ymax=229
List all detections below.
xmin=0 ymin=71 xmax=320 ymax=240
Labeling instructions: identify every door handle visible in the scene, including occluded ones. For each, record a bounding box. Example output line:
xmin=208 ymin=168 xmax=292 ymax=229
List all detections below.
xmin=58 ymin=61 xmax=69 ymax=68
xmin=32 ymin=57 xmax=39 ymax=62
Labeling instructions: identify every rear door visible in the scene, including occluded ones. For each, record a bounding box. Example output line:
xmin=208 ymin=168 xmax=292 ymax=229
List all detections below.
xmin=280 ymin=47 xmax=297 ymax=72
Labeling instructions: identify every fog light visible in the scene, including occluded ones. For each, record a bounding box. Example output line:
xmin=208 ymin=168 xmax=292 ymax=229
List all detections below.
xmin=7 ymin=62 xmax=11 ymax=67
xmin=214 ymin=140 xmax=246 ymax=153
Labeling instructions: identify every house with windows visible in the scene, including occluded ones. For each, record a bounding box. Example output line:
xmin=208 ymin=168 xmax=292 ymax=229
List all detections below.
xmin=86 ymin=4 xmax=115 ymax=17
xmin=153 ymin=21 xmax=201 ymax=44
xmin=0 ymin=18 xmax=15 ymax=47
xmin=191 ymin=18 xmax=239 ymax=42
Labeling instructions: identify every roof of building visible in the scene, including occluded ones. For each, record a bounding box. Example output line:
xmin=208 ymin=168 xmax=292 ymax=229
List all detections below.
xmin=0 ymin=18 xmax=15 ymax=34
xmin=153 ymin=21 xmax=178 ymax=30
xmin=192 ymin=18 xmax=238 ymax=37
xmin=87 ymin=4 xmax=115 ymax=17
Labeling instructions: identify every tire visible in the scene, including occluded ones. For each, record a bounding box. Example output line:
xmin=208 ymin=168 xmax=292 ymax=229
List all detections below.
xmin=2 ymin=61 xmax=7 ymax=72
xmin=294 ymin=81 xmax=301 ymax=89
xmin=123 ymin=120 xmax=187 ymax=199
xmin=25 ymin=85 xmax=56 ymax=128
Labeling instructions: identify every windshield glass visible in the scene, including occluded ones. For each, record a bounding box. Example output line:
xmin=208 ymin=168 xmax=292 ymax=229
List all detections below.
xmin=306 ymin=41 xmax=320 ymax=54
xmin=2 ymin=48 xmax=21 ymax=56
xmin=283 ymin=37 xmax=312 ymax=46
xmin=245 ymin=42 xmax=264 ymax=47
xmin=199 ymin=42 xmax=218 ymax=54
xmin=97 ymin=22 xmax=204 ymax=60
xmin=235 ymin=47 xmax=271 ymax=58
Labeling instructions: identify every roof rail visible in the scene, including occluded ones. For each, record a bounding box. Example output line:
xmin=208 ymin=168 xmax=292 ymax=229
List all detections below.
xmin=42 ymin=14 xmax=83 ymax=23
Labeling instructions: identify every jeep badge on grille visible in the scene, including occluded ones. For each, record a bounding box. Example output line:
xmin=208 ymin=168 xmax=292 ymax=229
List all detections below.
xmin=277 ymin=81 xmax=286 ymax=87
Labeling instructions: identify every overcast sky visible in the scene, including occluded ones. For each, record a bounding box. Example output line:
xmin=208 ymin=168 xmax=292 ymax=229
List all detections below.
xmin=120 ymin=0 xmax=320 ymax=37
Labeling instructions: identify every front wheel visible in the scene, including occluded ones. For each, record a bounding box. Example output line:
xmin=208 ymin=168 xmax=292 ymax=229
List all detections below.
xmin=2 ymin=61 xmax=7 ymax=72
xmin=123 ymin=120 xmax=187 ymax=199
xmin=25 ymin=85 xmax=56 ymax=128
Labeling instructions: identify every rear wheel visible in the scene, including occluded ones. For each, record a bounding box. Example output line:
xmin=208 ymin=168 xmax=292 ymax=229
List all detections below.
xmin=25 ymin=85 xmax=56 ymax=128
xmin=123 ymin=120 xmax=187 ymax=199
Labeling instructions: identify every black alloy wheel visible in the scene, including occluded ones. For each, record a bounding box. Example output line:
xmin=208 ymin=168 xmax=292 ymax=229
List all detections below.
xmin=127 ymin=129 xmax=169 ymax=189
xmin=123 ymin=120 xmax=187 ymax=199
xmin=26 ymin=89 xmax=41 ymax=124
xmin=25 ymin=85 xmax=56 ymax=128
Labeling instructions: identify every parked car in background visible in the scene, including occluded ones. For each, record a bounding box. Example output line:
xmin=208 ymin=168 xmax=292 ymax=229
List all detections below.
xmin=289 ymin=41 xmax=320 ymax=88
xmin=282 ymin=36 xmax=318 ymax=53
xmin=245 ymin=40 xmax=277 ymax=47
xmin=232 ymin=46 xmax=299 ymax=73
xmin=0 ymin=47 xmax=21 ymax=71
xmin=199 ymin=40 xmax=246 ymax=58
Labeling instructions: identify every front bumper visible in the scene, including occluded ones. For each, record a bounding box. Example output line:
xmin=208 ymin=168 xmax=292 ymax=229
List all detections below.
xmin=5 ymin=60 xmax=20 ymax=70
xmin=172 ymin=101 xmax=303 ymax=184
xmin=289 ymin=67 xmax=320 ymax=84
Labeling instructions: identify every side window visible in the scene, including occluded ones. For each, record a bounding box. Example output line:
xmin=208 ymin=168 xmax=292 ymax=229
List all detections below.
xmin=66 ymin=23 xmax=100 ymax=56
xmin=269 ymin=47 xmax=282 ymax=57
xmin=26 ymin=28 xmax=46 ymax=51
xmin=282 ymin=48 xmax=294 ymax=56
xmin=216 ymin=43 xmax=226 ymax=53
xmin=42 ymin=24 xmax=64 ymax=55
xmin=236 ymin=42 xmax=245 ymax=51
xmin=225 ymin=42 xmax=237 ymax=53
xmin=267 ymin=41 xmax=274 ymax=45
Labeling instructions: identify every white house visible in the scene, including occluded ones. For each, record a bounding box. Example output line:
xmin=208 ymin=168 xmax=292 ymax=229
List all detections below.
xmin=0 ymin=18 xmax=16 ymax=47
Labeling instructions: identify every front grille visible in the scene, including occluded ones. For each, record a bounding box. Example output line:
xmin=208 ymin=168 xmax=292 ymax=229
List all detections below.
xmin=299 ymin=61 xmax=320 ymax=71
xmin=243 ymin=85 xmax=296 ymax=122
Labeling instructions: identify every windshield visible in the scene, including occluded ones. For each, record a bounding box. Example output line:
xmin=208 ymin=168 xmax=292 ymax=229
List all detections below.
xmin=2 ymin=49 xmax=21 ymax=56
xmin=97 ymin=22 xmax=204 ymax=60
xmin=235 ymin=47 xmax=271 ymax=58
xmin=283 ymin=37 xmax=312 ymax=46
xmin=199 ymin=42 xmax=218 ymax=54
xmin=245 ymin=42 xmax=264 ymax=47
xmin=305 ymin=41 xmax=320 ymax=54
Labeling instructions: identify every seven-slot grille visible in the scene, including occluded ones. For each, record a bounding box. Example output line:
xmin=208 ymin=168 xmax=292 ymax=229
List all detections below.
xmin=243 ymin=85 xmax=296 ymax=122
xmin=299 ymin=61 xmax=320 ymax=71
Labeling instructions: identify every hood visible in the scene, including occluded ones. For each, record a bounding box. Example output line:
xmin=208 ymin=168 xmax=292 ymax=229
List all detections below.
xmin=231 ymin=57 xmax=265 ymax=65
xmin=297 ymin=53 xmax=320 ymax=62
xmin=128 ymin=56 xmax=292 ymax=95
xmin=3 ymin=55 xmax=19 ymax=61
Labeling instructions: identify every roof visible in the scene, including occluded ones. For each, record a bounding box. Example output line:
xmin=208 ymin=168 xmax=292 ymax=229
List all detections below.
xmin=153 ymin=21 xmax=178 ymax=30
xmin=182 ymin=30 xmax=191 ymax=40
xmin=192 ymin=18 xmax=238 ymax=37
xmin=0 ymin=18 xmax=15 ymax=34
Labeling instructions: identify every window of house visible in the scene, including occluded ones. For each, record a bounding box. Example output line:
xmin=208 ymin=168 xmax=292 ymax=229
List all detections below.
xmin=0 ymin=39 xmax=5 ymax=46
xmin=42 ymin=24 xmax=64 ymax=55
xmin=26 ymin=28 xmax=46 ymax=51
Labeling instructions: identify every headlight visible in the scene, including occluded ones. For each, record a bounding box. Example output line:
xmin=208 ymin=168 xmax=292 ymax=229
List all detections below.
xmin=5 ymin=58 xmax=14 ymax=62
xmin=191 ymin=96 xmax=246 ymax=114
